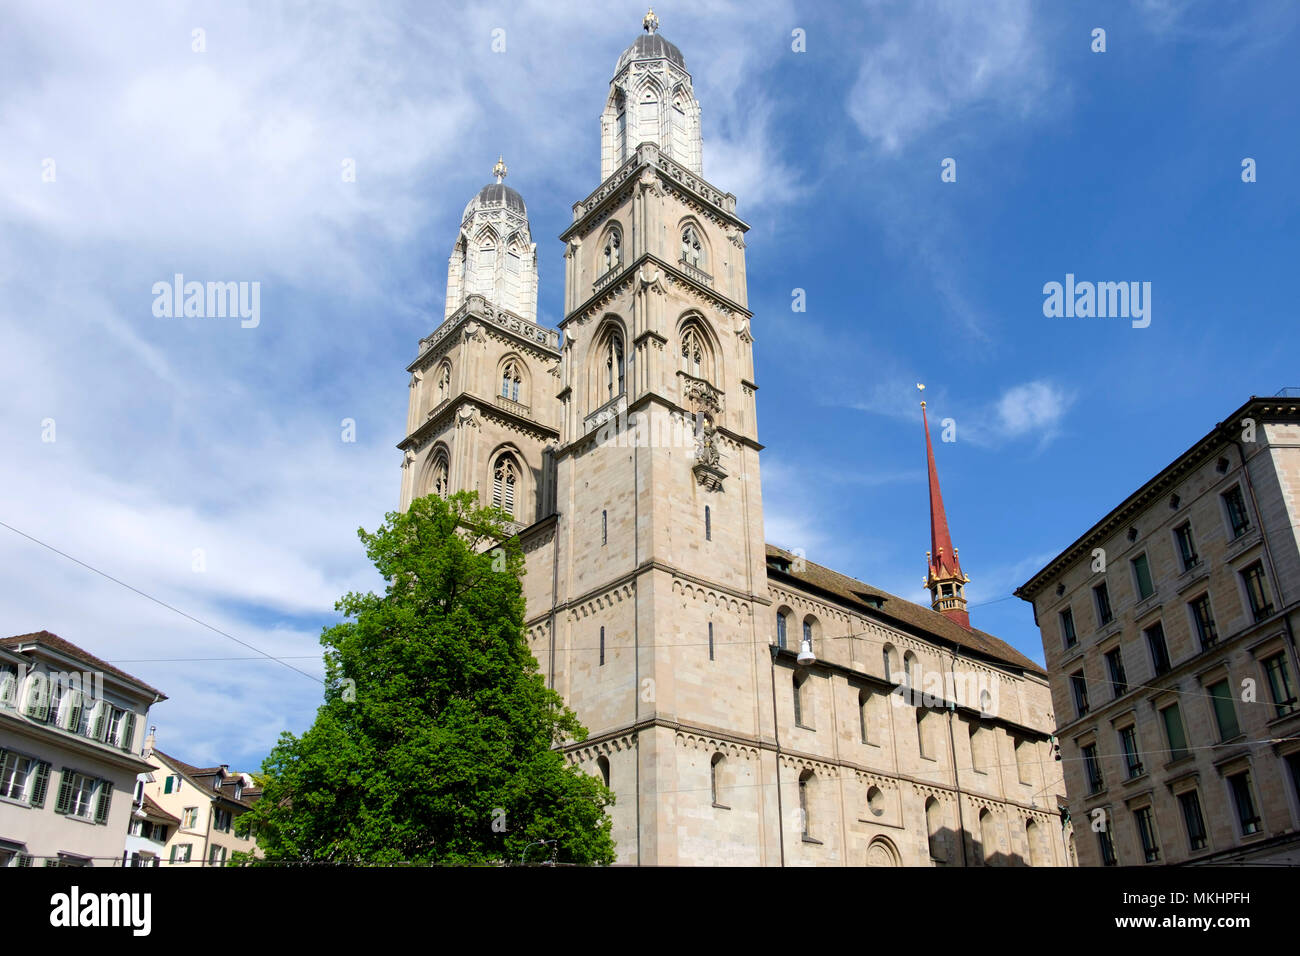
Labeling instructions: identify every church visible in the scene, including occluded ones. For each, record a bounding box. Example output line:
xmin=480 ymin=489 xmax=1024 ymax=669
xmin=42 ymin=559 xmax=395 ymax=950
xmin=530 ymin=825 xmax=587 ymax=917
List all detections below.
xmin=396 ymin=11 xmax=1071 ymax=866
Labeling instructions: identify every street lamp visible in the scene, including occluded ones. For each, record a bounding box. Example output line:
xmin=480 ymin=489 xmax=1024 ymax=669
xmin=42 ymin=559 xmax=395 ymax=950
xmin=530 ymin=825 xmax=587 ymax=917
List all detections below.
xmin=797 ymin=636 xmax=816 ymax=666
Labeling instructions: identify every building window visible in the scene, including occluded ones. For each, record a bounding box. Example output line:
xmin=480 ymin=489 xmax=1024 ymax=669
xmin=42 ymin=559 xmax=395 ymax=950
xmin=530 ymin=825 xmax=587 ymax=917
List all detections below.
xmin=599 ymin=626 xmax=605 ymax=667
xmin=1082 ymin=743 xmax=1104 ymax=794
xmin=793 ymin=673 xmax=809 ymax=728
xmin=1241 ymin=563 xmax=1273 ymax=622
xmin=1175 ymin=522 xmax=1199 ymax=571
xmin=1105 ymin=648 xmax=1128 ymax=697
xmin=1145 ymin=622 xmax=1171 ymax=676
xmin=1227 ymin=771 xmax=1261 ymax=835
xmin=1059 ymin=607 xmax=1077 ymax=649
xmin=1190 ymin=594 xmax=1218 ymax=651
xmin=596 ymin=755 xmax=610 ymax=788
xmin=925 ymin=797 xmax=947 ymax=863
xmin=182 ymin=807 xmax=198 ymax=829
xmin=1070 ymin=670 xmax=1089 ymax=717
xmin=802 ymin=619 xmax=813 ymax=655
xmin=680 ymin=324 xmax=706 ymax=379
xmin=500 ymin=361 xmax=521 ymax=403
xmin=1119 ymin=726 xmax=1144 ymax=779
xmin=776 ymin=612 xmax=787 ymax=650
xmin=969 ymin=723 xmax=986 ymax=772
xmin=1134 ymin=806 xmax=1159 ymax=863
xmin=859 ymin=689 xmax=872 ymax=744
xmin=1097 ymin=813 xmax=1117 ymax=866
xmin=1223 ymin=486 xmax=1251 ymax=539
xmin=436 ymin=362 xmax=451 ymax=405
xmin=213 ymin=808 xmax=232 ymax=832
xmin=1014 ymin=738 xmax=1032 ymax=785
xmin=603 ymin=331 xmax=625 ymax=400
xmin=977 ymin=809 xmax=995 ymax=866
xmin=681 ymin=225 xmax=704 ymax=268
xmin=1179 ymin=789 xmax=1208 ymax=851
xmin=710 ymin=753 xmax=726 ymax=808
xmin=1263 ymin=653 xmax=1297 ymax=718
xmin=1161 ymin=703 xmax=1189 ymax=761
xmin=1131 ymin=553 xmax=1155 ymax=601
xmin=916 ymin=709 xmax=930 ymax=758
xmin=704 ymin=505 xmax=711 ymax=541
xmin=601 ymin=509 xmax=607 ymax=545
xmin=491 ymin=454 xmax=518 ymax=518
xmin=56 ymin=772 xmax=100 ymax=821
xmin=1208 ymin=679 xmax=1241 ymax=741
xmin=169 ymin=844 xmax=192 ymax=864
xmin=602 ymin=227 xmax=622 ymax=274
xmin=1093 ymin=581 xmax=1113 ymax=626
xmin=708 ymin=622 xmax=714 ymax=661
xmin=797 ymin=770 xmax=813 ymax=839
xmin=883 ymin=645 xmax=898 ymax=683
xmin=209 ymin=845 xmax=227 ymax=866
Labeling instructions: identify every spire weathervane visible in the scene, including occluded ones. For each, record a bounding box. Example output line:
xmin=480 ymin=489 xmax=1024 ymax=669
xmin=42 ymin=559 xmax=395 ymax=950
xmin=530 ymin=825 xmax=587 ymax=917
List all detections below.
xmin=920 ymin=386 xmax=972 ymax=629
xmin=493 ymin=156 xmax=507 ymax=183
xmin=643 ymin=8 xmax=659 ymax=34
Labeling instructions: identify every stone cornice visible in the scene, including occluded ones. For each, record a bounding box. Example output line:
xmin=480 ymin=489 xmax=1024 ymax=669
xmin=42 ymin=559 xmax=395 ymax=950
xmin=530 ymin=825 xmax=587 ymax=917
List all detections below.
xmin=562 ymin=253 xmax=752 ymax=330
xmin=397 ymin=392 xmax=559 ymax=452
xmin=407 ymin=296 xmax=560 ymax=374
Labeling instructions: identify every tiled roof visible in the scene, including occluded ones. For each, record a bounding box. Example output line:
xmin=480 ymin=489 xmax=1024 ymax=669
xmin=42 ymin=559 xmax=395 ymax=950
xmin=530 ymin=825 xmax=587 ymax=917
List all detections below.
xmin=141 ymin=793 xmax=181 ymax=824
xmin=154 ymin=749 xmax=258 ymax=808
xmin=765 ymin=544 xmax=1045 ymax=677
xmin=0 ymin=631 xmax=168 ymax=700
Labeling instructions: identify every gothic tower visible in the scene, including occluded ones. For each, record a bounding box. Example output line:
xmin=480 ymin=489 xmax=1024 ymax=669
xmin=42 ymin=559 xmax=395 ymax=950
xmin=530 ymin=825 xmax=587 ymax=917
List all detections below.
xmin=921 ymin=399 xmax=971 ymax=628
xmin=398 ymin=160 xmax=561 ymax=528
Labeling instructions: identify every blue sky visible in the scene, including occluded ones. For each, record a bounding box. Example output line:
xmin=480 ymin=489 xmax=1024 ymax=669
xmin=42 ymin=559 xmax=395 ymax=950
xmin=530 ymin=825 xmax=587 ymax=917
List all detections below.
xmin=2 ymin=0 xmax=1297 ymax=769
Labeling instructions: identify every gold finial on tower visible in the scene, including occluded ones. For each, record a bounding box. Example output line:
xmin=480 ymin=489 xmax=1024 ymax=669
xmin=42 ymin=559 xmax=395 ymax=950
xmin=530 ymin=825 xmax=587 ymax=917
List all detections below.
xmin=643 ymin=8 xmax=659 ymax=34
xmin=917 ymin=381 xmax=926 ymax=408
xmin=493 ymin=155 xmax=507 ymax=183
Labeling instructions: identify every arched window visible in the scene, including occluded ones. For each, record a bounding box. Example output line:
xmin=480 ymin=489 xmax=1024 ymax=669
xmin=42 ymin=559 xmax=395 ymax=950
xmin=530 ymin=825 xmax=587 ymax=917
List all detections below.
xmin=601 ymin=509 xmax=607 ymax=545
xmin=492 ymin=453 xmax=518 ymax=517
xmin=776 ymin=611 xmax=788 ymax=650
xmin=710 ymin=753 xmax=725 ymax=807
xmin=501 ymin=360 xmax=521 ymax=402
xmin=802 ymin=618 xmax=814 ymax=654
xmin=681 ymin=224 xmax=704 ymax=268
xmin=704 ymin=505 xmax=711 ymax=541
xmin=798 ymin=770 xmax=813 ymax=838
xmin=858 ymin=688 xmax=872 ymax=744
xmin=916 ymin=708 xmax=929 ymax=758
xmin=708 ymin=621 xmax=714 ymax=661
xmin=599 ymin=626 xmax=605 ymax=666
xmin=793 ymin=672 xmax=809 ymax=727
xmin=476 ymin=237 xmax=497 ymax=296
xmin=681 ymin=324 xmax=704 ymax=377
xmin=883 ymin=645 xmax=899 ymax=683
xmin=1025 ymin=819 xmax=1041 ymax=867
xmin=430 ymin=453 xmax=449 ymax=498
xmin=979 ymin=809 xmax=996 ymax=866
xmin=903 ymin=651 xmax=917 ymax=688
xmin=596 ymin=755 xmax=610 ymax=788
xmin=602 ymin=227 xmax=622 ymax=274
xmin=926 ymin=798 xmax=947 ymax=863
xmin=601 ymin=330 xmax=625 ymax=402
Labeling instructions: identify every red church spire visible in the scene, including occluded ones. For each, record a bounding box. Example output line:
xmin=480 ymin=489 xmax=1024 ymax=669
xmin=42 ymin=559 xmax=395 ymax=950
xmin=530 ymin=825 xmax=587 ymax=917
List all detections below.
xmin=920 ymin=389 xmax=971 ymax=629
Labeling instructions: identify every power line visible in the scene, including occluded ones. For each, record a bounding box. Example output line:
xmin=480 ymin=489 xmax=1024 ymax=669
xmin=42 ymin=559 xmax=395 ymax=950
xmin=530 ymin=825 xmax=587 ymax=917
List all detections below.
xmin=0 ymin=519 xmax=323 ymax=686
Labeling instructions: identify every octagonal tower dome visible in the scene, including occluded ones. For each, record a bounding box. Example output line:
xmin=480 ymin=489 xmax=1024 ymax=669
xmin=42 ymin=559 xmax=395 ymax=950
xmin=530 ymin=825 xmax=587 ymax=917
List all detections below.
xmin=444 ymin=157 xmax=538 ymax=322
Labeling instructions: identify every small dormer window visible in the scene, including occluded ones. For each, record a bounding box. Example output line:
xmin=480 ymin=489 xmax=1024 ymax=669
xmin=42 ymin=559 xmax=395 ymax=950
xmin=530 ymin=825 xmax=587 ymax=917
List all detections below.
xmin=234 ymin=783 xmax=243 ymax=800
xmin=213 ymin=776 xmax=221 ymax=791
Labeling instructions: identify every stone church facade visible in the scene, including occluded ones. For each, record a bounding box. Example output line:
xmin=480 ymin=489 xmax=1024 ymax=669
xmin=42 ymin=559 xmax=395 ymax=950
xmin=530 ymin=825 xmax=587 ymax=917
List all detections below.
xmin=397 ymin=12 xmax=1071 ymax=866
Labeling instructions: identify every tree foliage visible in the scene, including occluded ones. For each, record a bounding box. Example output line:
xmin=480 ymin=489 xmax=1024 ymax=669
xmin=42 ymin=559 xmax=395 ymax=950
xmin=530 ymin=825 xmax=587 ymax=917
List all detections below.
xmin=235 ymin=492 xmax=615 ymax=865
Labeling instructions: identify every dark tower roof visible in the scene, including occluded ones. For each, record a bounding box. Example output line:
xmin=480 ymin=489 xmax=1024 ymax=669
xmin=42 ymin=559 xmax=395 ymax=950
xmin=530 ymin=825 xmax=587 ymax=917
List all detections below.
xmin=616 ymin=32 xmax=686 ymax=72
xmin=473 ymin=182 xmax=526 ymax=216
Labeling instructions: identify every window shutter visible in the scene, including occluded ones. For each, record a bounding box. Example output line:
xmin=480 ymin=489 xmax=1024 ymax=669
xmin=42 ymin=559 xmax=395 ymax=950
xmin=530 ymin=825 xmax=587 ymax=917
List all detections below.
xmin=94 ymin=780 xmax=113 ymax=825
xmin=18 ymin=853 xmax=32 ymax=867
xmin=90 ymin=702 xmax=107 ymax=740
xmin=169 ymin=845 xmax=177 ymax=863
xmin=119 ymin=712 xmax=136 ymax=752
xmin=163 ymin=775 xmax=173 ymax=794
xmin=53 ymin=769 xmax=73 ymax=815
xmin=29 ymin=762 xmax=50 ymax=808
xmin=24 ymin=677 xmax=48 ymax=721
xmin=65 ymin=691 xmax=82 ymax=733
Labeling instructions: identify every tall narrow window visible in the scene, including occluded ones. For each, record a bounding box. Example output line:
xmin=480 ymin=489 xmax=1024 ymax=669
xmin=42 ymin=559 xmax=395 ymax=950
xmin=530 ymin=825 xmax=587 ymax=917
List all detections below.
xmin=1223 ymin=486 xmax=1251 ymax=538
xmin=1094 ymin=582 xmax=1113 ymax=626
xmin=601 ymin=509 xmax=607 ymax=545
xmin=1208 ymin=679 xmax=1240 ymax=740
xmin=793 ymin=672 xmax=807 ymax=727
xmin=710 ymin=753 xmax=726 ymax=807
xmin=797 ymin=770 xmax=812 ymax=838
xmin=978 ymin=809 xmax=995 ymax=866
xmin=500 ymin=361 xmax=521 ymax=402
xmin=1179 ymin=790 xmax=1207 ymax=851
xmin=599 ymin=626 xmax=605 ymax=667
xmin=776 ymin=612 xmax=787 ymax=650
xmin=1134 ymin=806 xmax=1159 ymax=862
xmin=803 ymin=620 xmax=813 ymax=655
xmin=704 ymin=505 xmax=711 ymax=541
xmin=492 ymin=454 xmax=518 ymax=517
xmin=431 ymin=455 xmax=449 ymax=498
xmin=926 ymin=797 xmax=947 ymax=863
xmin=681 ymin=225 xmax=703 ymax=268
xmin=604 ymin=333 xmax=625 ymax=401
xmin=436 ymin=363 xmax=451 ymax=405
xmin=1105 ymin=648 xmax=1128 ymax=697
xmin=1119 ymin=725 xmax=1143 ymax=778
xmin=916 ymin=708 xmax=930 ymax=758
xmin=477 ymin=240 xmax=497 ymax=297
xmin=1097 ymin=815 xmax=1117 ymax=866
xmin=1132 ymin=553 xmax=1154 ymax=601
xmin=602 ymin=228 xmax=621 ymax=274
xmin=1082 ymin=743 xmax=1104 ymax=794
xmin=1175 ymin=523 xmax=1199 ymax=571
xmin=1161 ymin=703 xmax=1189 ymax=760
xmin=1071 ymin=670 xmax=1089 ymax=717
xmin=1228 ymin=771 xmax=1261 ymax=835
xmin=596 ymin=755 xmax=610 ymax=788
xmin=1263 ymin=653 xmax=1298 ymax=718
xmin=859 ymin=689 xmax=871 ymax=744
xmin=1190 ymin=594 xmax=1218 ymax=650
xmin=708 ymin=622 xmax=714 ymax=661
xmin=1145 ymin=622 xmax=1171 ymax=675
xmin=1060 ymin=608 xmax=1077 ymax=649
xmin=1242 ymin=563 xmax=1272 ymax=621
xmin=681 ymin=325 xmax=704 ymax=378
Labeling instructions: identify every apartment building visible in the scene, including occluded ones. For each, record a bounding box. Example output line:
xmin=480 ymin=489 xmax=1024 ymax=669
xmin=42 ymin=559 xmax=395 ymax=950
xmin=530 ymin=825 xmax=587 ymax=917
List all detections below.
xmin=1017 ymin=394 xmax=1300 ymax=865
xmin=0 ymin=630 xmax=165 ymax=867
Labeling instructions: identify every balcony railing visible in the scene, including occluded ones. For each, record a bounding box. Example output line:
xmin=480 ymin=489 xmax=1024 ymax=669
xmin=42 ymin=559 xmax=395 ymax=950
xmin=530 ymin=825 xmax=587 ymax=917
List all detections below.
xmin=494 ymin=394 xmax=530 ymax=417
xmin=678 ymin=258 xmax=713 ymax=287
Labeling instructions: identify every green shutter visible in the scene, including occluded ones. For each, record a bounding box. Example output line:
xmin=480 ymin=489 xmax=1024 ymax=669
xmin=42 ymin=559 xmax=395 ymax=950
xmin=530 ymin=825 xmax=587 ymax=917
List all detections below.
xmin=120 ymin=712 xmax=136 ymax=752
xmin=94 ymin=780 xmax=113 ymax=825
xmin=169 ymin=844 xmax=176 ymax=863
xmin=53 ymin=769 xmax=73 ymax=815
xmin=65 ymin=692 xmax=82 ymax=734
xmin=164 ymin=775 xmax=173 ymax=794
xmin=29 ymin=762 xmax=50 ymax=808
xmin=17 ymin=853 xmax=32 ymax=867
xmin=90 ymin=703 xmax=107 ymax=740
xmin=24 ymin=677 xmax=48 ymax=721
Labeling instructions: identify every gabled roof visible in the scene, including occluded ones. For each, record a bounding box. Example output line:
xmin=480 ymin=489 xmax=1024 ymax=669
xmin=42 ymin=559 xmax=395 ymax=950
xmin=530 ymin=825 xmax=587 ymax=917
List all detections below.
xmin=765 ymin=544 xmax=1045 ymax=676
xmin=0 ymin=631 xmax=167 ymax=700
xmin=153 ymin=749 xmax=258 ymax=808
xmin=141 ymin=793 xmax=181 ymax=825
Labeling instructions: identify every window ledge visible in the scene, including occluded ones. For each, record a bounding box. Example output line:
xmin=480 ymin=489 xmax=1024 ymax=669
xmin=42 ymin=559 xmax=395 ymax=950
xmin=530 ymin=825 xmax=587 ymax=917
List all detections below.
xmin=794 ymin=723 xmax=815 ymax=732
xmin=712 ymin=803 xmax=730 ymax=811
xmin=801 ymin=835 xmax=823 ymax=845
xmin=1122 ymin=771 xmax=1149 ymax=787
xmin=1225 ymin=530 xmax=1261 ymax=560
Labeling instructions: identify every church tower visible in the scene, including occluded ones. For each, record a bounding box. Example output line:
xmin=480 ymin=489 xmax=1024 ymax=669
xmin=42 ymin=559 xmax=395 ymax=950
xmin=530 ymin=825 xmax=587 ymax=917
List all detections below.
xmin=921 ymin=398 xmax=971 ymax=628
xmin=398 ymin=160 xmax=561 ymax=529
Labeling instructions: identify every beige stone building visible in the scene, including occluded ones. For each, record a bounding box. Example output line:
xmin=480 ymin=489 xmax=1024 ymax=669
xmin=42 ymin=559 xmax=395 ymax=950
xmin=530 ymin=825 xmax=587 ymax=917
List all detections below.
xmin=1017 ymin=394 xmax=1300 ymax=865
xmin=397 ymin=11 xmax=1069 ymax=866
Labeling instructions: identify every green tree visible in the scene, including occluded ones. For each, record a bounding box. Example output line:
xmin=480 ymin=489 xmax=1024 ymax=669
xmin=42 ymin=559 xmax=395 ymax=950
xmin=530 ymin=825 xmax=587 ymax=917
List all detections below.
xmin=235 ymin=492 xmax=615 ymax=865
